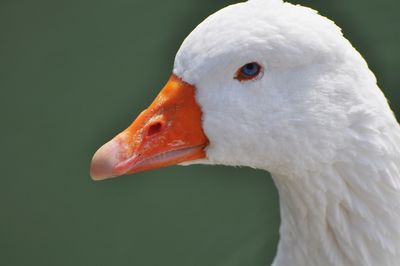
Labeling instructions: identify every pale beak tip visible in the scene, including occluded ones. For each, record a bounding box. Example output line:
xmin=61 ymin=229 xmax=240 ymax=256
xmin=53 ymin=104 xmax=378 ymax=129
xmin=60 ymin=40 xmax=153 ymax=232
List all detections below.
xmin=90 ymin=163 xmax=110 ymax=181
xmin=90 ymin=139 xmax=120 ymax=181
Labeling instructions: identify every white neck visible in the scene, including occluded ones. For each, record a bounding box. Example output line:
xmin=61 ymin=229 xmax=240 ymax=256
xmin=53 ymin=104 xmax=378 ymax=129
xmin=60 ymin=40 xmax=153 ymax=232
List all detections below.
xmin=271 ymin=146 xmax=400 ymax=266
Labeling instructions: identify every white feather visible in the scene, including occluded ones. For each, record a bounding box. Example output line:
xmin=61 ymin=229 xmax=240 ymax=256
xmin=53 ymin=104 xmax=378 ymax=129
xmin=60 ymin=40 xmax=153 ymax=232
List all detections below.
xmin=175 ymin=1 xmax=400 ymax=265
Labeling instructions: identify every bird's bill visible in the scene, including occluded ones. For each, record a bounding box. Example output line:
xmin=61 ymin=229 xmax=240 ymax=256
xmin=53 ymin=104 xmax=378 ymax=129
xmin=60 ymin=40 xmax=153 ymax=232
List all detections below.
xmin=90 ymin=74 xmax=209 ymax=180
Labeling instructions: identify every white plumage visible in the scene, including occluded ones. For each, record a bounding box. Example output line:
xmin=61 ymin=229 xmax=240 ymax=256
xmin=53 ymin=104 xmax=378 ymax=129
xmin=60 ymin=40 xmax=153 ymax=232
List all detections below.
xmin=174 ymin=0 xmax=400 ymax=265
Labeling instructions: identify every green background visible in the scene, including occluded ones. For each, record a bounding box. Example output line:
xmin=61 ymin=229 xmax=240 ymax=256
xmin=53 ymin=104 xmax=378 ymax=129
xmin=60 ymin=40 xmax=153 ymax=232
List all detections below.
xmin=1 ymin=0 xmax=399 ymax=265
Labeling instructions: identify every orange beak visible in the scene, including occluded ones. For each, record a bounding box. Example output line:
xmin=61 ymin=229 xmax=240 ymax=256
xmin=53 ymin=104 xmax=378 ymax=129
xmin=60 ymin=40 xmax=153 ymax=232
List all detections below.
xmin=90 ymin=74 xmax=209 ymax=180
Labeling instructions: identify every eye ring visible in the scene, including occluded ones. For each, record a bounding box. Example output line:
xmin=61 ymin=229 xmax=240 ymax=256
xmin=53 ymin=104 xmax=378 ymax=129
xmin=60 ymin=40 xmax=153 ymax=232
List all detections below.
xmin=235 ymin=62 xmax=263 ymax=82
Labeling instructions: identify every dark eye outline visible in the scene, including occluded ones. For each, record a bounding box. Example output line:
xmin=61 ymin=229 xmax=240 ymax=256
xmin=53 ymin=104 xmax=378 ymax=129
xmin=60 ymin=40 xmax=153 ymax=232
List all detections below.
xmin=234 ymin=62 xmax=263 ymax=82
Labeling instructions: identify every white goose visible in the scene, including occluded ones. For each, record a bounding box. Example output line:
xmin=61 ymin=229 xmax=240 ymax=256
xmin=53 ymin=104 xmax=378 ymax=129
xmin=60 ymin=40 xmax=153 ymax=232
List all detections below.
xmin=90 ymin=0 xmax=400 ymax=265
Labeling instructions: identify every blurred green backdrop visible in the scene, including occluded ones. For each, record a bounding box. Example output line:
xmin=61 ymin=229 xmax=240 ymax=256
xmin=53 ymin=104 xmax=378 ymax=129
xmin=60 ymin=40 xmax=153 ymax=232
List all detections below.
xmin=1 ymin=0 xmax=399 ymax=265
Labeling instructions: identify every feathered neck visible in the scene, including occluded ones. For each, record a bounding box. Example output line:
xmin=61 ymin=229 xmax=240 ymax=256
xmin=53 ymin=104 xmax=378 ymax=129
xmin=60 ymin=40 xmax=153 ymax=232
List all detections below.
xmin=270 ymin=128 xmax=400 ymax=266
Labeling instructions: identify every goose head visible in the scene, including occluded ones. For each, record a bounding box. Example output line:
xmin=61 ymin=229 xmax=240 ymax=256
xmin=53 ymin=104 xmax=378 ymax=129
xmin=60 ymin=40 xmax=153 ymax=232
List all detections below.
xmin=91 ymin=0 xmax=382 ymax=179
xmin=90 ymin=1 xmax=400 ymax=265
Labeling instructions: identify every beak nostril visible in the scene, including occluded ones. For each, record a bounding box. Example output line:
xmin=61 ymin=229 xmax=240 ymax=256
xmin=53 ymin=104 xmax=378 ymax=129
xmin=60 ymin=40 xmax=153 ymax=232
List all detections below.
xmin=147 ymin=122 xmax=163 ymax=137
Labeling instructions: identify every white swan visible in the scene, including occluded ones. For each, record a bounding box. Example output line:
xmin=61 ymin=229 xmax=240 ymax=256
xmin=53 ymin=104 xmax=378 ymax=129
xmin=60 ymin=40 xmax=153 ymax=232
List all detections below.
xmin=90 ymin=0 xmax=400 ymax=265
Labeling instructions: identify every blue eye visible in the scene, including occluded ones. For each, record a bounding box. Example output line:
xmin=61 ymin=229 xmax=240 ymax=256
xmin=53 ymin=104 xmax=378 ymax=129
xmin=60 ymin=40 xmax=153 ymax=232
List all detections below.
xmin=235 ymin=62 xmax=262 ymax=81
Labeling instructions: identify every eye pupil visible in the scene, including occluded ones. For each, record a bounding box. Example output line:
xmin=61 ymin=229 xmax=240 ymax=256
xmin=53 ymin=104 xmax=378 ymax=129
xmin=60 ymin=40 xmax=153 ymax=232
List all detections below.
xmin=236 ymin=62 xmax=262 ymax=81
xmin=246 ymin=64 xmax=255 ymax=70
